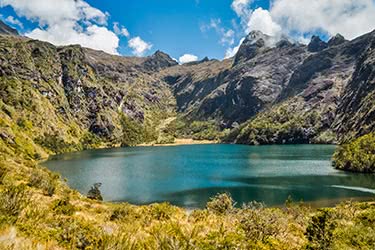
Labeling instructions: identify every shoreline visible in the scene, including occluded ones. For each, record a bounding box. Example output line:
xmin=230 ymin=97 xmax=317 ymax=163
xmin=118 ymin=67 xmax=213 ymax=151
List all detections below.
xmin=137 ymin=138 xmax=219 ymax=147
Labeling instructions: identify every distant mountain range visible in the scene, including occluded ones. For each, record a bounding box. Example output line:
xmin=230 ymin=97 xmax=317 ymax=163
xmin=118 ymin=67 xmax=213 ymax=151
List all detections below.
xmin=0 ymin=20 xmax=374 ymax=159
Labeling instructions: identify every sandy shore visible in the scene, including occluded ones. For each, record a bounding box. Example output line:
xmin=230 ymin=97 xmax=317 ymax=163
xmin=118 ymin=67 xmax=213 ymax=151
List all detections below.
xmin=137 ymin=138 xmax=218 ymax=147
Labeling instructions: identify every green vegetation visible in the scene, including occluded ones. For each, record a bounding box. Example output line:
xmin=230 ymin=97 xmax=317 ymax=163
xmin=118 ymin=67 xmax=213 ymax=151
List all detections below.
xmin=333 ymin=133 xmax=375 ymax=172
xmin=176 ymin=118 xmax=228 ymax=141
xmin=225 ymin=99 xmax=336 ymax=145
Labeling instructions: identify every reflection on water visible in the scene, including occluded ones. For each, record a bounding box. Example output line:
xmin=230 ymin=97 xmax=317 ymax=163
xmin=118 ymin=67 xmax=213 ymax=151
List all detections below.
xmin=43 ymin=144 xmax=375 ymax=208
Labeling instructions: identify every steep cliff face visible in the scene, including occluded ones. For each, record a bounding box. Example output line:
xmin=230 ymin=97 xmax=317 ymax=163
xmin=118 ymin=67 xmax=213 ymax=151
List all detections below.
xmin=0 ymin=35 xmax=176 ymax=158
xmin=333 ymin=32 xmax=375 ymax=141
xmin=161 ymin=32 xmax=309 ymax=126
xmin=230 ymin=31 xmax=375 ymax=145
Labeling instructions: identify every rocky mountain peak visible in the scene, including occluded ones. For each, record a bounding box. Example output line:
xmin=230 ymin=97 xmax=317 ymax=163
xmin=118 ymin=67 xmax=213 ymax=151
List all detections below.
xmin=142 ymin=50 xmax=178 ymax=71
xmin=307 ymin=35 xmax=328 ymax=52
xmin=0 ymin=20 xmax=19 ymax=36
xmin=183 ymin=56 xmax=212 ymax=66
xmin=246 ymin=30 xmax=271 ymax=43
xmin=328 ymin=33 xmax=347 ymax=46
xmin=233 ymin=30 xmax=270 ymax=66
xmin=276 ymin=39 xmax=293 ymax=48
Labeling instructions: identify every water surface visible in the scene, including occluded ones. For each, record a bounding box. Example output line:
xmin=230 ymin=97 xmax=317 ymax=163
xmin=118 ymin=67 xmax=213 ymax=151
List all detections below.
xmin=44 ymin=144 xmax=375 ymax=208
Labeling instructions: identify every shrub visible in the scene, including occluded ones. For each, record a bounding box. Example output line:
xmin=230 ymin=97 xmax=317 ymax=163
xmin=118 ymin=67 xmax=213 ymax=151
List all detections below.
xmin=239 ymin=209 xmax=281 ymax=242
xmin=87 ymin=183 xmax=103 ymax=201
xmin=333 ymin=133 xmax=375 ymax=172
xmin=28 ymin=169 xmax=58 ymax=196
xmin=0 ymin=184 xmax=29 ymax=224
xmin=16 ymin=118 xmax=33 ymax=130
xmin=305 ymin=209 xmax=336 ymax=250
xmin=206 ymin=193 xmax=235 ymax=214
xmin=0 ymin=164 xmax=7 ymax=184
xmin=52 ymin=197 xmax=75 ymax=216
xmin=110 ymin=206 xmax=132 ymax=221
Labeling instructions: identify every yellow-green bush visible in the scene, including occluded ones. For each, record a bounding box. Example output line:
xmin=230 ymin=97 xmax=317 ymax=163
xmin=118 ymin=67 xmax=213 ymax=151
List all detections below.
xmin=333 ymin=133 xmax=375 ymax=172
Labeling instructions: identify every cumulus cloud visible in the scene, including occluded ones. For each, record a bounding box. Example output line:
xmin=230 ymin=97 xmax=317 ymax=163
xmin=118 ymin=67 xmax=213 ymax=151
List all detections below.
xmin=0 ymin=0 xmax=122 ymax=54
xmin=179 ymin=54 xmax=198 ymax=64
xmin=248 ymin=8 xmax=281 ymax=37
xmin=113 ymin=22 xmax=130 ymax=37
xmin=128 ymin=36 xmax=152 ymax=56
xmin=5 ymin=15 xmax=23 ymax=28
xmin=231 ymin=0 xmax=375 ymax=42
xmin=0 ymin=0 xmax=107 ymax=26
xmin=231 ymin=0 xmax=252 ymax=19
xmin=28 ymin=24 xmax=120 ymax=55
xmin=270 ymin=0 xmax=375 ymax=40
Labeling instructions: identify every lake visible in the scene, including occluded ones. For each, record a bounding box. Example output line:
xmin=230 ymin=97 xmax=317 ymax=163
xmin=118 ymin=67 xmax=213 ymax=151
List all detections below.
xmin=43 ymin=144 xmax=375 ymax=208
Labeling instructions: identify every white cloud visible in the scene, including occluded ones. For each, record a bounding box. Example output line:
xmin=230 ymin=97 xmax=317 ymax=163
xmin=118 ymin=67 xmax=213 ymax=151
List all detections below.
xmin=113 ymin=22 xmax=130 ymax=37
xmin=0 ymin=0 xmax=122 ymax=54
xmin=231 ymin=0 xmax=252 ymax=18
xmin=201 ymin=18 xmax=235 ymax=46
xmin=225 ymin=37 xmax=245 ymax=59
xmin=0 ymin=0 xmax=106 ymax=26
xmin=5 ymin=15 xmax=23 ymax=28
xmin=230 ymin=0 xmax=375 ymax=42
xmin=248 ymin=8 xmax=281 ymax=37
xmin=270 ymin=0 xmax=375 ymax=40
xmin=179 ymin=54 xmax=198 ymax=64
xmin=28 ymin=24 xmax=120 ymax=55
xmin=128 ymin=36 xmax=152 ymax=56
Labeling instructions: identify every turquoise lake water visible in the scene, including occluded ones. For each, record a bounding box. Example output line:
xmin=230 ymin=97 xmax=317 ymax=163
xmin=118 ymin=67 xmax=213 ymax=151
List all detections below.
xmin=43 ymin=144 xmax=375 ymax=208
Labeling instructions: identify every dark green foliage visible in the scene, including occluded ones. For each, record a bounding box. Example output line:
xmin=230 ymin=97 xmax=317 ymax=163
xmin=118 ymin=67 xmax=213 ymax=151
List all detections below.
xmin=87 ymin=183 xmax=103 ymax=201
xmin=233 ymin=105 xmax=322 ymax=145
xmin=176 ymin=119 xmax=224 ymax=140
xmin=305 ymin=209 xmax=336 ymax=250
xmin=120 ymin=114 xmax=146 ymax=147
xmin=79 ymin=132 xmax=102 ymax=150
xmin=35 ymin=132 xmax=76 ymax=154
xmin=333 ymin=132 xmax=375 ymax=172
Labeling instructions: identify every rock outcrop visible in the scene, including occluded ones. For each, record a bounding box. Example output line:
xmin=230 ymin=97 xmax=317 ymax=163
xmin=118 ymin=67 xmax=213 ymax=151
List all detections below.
xmin=307 ymin=35 xmax=328 ymax=52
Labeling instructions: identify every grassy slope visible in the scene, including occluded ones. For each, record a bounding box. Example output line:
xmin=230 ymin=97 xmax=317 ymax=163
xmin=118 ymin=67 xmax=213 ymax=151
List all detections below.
xmin=1 ymin=154 xmax=374 ymax=249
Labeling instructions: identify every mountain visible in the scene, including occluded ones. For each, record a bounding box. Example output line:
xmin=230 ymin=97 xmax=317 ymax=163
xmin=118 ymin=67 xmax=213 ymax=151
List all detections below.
xmin=1 ymin=17 xmax=375 ymax=158
xmin=0 ymin=34 xmax=177 ymax=158
xmin=229 ymin=30 xmax=375 ymax=145
xmin=158 ymin=30 xmax=375 ymax=145
xmin=160 ymin=32 xmax=309 ymax=126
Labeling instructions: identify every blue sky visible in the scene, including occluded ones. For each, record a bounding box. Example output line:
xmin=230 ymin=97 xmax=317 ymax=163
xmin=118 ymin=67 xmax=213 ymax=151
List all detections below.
xmin=1 ymin=0 xmax=375 ymax=62
xmin=96 ymin=0 xmax=268 ymax=58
